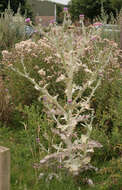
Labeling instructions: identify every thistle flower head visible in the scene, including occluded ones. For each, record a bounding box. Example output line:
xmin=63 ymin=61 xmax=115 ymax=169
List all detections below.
xmin=43 ymin=96 xmax=47 ymax=101
xmin=93 ymin=22 xmax=103 ymax=29
xmin=25 ymin=18 xmax=31 ymax=23
xmin=67 ymin=99 xmax=72 ymax=104
xmin=34 ymin=30 xmax=38 ymax=33
xmin=91 ymin=36 xmax=97 ymax=41
xmin=64 ymin=7 xmax=68 ymax=12
xmin=50 ymin=19 xmax=56 ymax=24
xmin=36 ymin=138 xmax=40 ymax=143
xmin=79 ymin=14 xmax=84 ymax=18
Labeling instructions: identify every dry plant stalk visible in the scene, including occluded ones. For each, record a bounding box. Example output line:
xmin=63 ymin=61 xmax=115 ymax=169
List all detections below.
xmin=120 ymin=13 xmax=122 ymax=49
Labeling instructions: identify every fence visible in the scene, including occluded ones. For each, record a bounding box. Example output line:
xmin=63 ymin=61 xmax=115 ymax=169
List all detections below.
xmin=0 ymin=146 xmax=10 ymax=190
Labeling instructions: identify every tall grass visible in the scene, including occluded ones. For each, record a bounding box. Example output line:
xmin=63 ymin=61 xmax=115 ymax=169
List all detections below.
xmin=0 ymin=5 xmax=26 ymax=54
xmin=94 ymin=5 xmax=121 ymax=46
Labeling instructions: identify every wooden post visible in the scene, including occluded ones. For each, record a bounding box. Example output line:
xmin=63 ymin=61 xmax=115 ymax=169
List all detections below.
xmin=0 ymin=146 xmax=10 ymax=190
xmin=54 ymin=3 xmax=56 ymax=22
xmin=120 ymin=14 xmax=122 ymax=49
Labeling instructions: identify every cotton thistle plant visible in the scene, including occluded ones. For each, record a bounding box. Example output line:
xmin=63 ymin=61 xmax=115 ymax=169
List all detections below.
xmin=1 ymin=11 xmax=120 ymax=176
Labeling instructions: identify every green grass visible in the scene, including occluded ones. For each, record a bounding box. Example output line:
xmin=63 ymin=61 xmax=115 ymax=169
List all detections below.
xmin=0 ymin=118 xmax=122 ymax=190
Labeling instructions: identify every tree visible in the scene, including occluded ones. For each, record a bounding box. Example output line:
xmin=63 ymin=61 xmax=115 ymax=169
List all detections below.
xmin=69 ymin=0 xmax=122 ymax=22
xmin=0 ymin=0 xmax=8 ymax=13
xmin=110 ymin=0 xmax=122 ymax=12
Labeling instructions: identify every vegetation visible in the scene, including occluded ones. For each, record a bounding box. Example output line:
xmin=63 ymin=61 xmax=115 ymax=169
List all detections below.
xmin=0 ymin=102 xmax=121 ymax=189
xmin=0 ymin=7 xmax=26 ymax=54
xmin=0 ymin=0 xmax=33 ymax=18
xmin=69 ymin=0 xmax=122 ymax=21
xmin=0 ymin=6 xmax=122 ymax=190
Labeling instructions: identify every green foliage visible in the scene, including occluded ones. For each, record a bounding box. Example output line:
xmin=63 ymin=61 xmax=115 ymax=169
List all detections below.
xmin=19 ymin=104 xmax=50 ymax=148
xmin=91 ymin=70 xmax=122 ymax=133
xmin=91 ymin=126 xmax=122 ymax=162
xmin=0 ymin=0 xmax=33 ymax=19
xmin=69 ymin=0 xmax=101 ymax=21
xmin=69 ymin=0 xmax=122 ymax=21
xmin=110 ymin=0 xmax=122 ymax=12
xmin=4 ymin=68 xmax=39 ymax=105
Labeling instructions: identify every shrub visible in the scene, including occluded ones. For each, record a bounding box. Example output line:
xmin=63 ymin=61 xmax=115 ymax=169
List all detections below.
xmin=0 ymin=6 xmax=26 ymax=53
xmin=1 ymin=10 xmax=121 ymax=180
xmin=69 ymin=0 xmax=122 ymax=22
xmin=1 ymin=23 xmax=121 ymax=107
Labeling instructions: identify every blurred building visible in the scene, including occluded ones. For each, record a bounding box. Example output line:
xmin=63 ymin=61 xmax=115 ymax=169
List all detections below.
xmin=29 ymin=0 xmax=70 ymax=25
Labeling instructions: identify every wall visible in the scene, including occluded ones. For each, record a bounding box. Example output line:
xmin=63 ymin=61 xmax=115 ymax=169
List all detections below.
xmin=29 ymin=0 xmax=55 ymax=25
